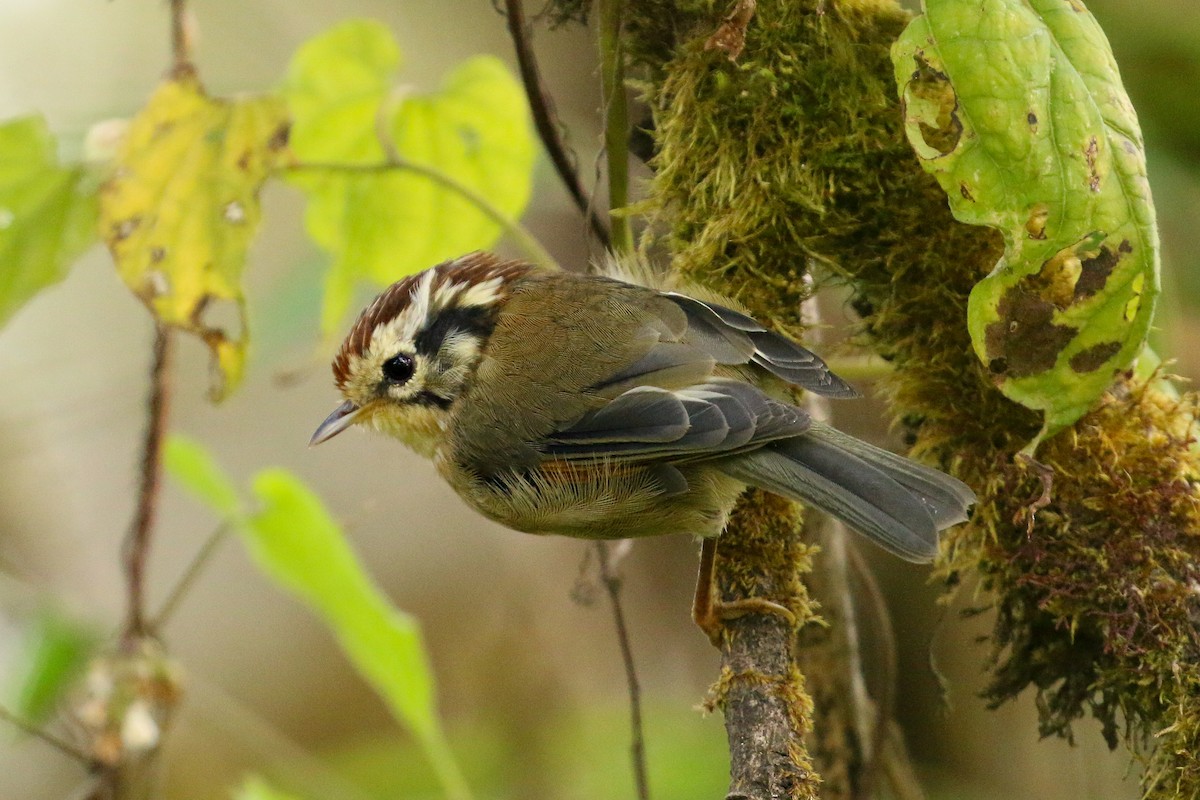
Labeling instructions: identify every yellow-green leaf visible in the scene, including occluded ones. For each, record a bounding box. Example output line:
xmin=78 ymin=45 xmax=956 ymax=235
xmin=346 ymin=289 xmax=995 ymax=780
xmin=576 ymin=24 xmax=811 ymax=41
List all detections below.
xmin=99 ymin=74 xmax=289 ymax=400
xmin=282 ymin=20 xmax=535 ymax=336
xmin=163 ymin=434 xmax=243 ymax=519
xmin=241 ymin=469 xmax=471 ymax=800
xmin=233 ymin=776 xmax=305 ymax=800
xmin=0 ymin=116 xmax=97 ymax=326
xmin=893 ymin=0 xmax=1160 ymax=447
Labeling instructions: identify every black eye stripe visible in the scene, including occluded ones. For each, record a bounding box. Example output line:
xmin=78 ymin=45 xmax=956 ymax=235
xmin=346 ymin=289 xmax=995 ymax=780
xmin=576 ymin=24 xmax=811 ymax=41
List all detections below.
xmin=413 ymin=305 xmax=496 ymax=357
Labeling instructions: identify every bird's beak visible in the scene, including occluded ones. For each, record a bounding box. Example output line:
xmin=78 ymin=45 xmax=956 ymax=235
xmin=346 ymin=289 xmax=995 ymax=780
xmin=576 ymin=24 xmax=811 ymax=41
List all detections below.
xmin=309 ymin=401 xmax=364 ymax=446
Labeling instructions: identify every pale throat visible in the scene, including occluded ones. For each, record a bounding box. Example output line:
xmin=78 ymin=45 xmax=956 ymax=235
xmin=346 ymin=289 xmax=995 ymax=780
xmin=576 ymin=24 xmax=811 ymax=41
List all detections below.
xmin=365 ymin=402 xmax=448 ymax=459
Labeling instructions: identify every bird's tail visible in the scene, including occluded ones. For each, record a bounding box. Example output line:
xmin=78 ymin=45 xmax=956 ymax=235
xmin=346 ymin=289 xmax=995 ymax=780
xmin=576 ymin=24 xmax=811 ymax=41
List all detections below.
xmin=716 ymin=423 xmax=975 ymax=562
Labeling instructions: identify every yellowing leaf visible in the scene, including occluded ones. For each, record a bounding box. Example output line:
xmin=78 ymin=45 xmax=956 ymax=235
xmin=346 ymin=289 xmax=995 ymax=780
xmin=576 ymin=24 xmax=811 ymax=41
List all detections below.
xmin=282 ymin=21 xmax=535 ymax=336
xmin=893 ymin=0 xmax=1160 ymax=447
xmin=241 ymin=469 xmax=471 ymax=800
xmin=99 ymin=74 xmax=289 ymax=399
xmin=0 ymin=116 xmax=97 ymax=326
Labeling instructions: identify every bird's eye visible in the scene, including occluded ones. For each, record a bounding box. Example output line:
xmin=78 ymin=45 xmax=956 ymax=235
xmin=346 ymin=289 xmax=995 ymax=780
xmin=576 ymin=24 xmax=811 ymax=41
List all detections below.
xmin=382 ymin=353 xmax=415 ymax=384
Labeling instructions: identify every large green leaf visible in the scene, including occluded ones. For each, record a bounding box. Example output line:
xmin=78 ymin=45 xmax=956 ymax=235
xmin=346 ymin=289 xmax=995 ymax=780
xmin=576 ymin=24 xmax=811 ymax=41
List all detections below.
xmin=99 ymin=74 xmax=289 ymax=399
xmin=282 ymin=20 xmax=535 ymax=336
xmin=0 ymin=116 xmax=97 ymax=326
xmin=163 ymin=434 xmax=243 ymax=519
xmin=242 ymin=469 xmax=471 ymax=800
xmin=893 ymin=0 xmax=1159 ymax=447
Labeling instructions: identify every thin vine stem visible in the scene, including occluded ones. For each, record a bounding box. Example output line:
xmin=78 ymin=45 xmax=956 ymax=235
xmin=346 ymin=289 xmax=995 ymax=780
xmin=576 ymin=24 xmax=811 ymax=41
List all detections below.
xmin=595 ymin=541 xmax=650 ymax=800
xmin=502 ymin=0 xmax=611 ymax=248
xmin=0 ymin=705 xmax=92 ymax=765
xmin=284 ymin=160 xmax=557 ymax=271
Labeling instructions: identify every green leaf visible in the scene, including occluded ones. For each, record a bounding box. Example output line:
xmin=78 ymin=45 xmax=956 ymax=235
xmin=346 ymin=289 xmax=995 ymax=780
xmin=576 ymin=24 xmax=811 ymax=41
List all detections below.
xmin=9 ymin=609 xmax=97 ymax=724
xmin=0 ymin=116 xmax=97 ymax=326
xmin=240 ymin=469 xmax=471 ymax=800
xmin=282 ymin=20 xmax=535 ymax=336
xmin=893 ymin=0 xmax=1160 ymax=447
xmin=163 ymin=434 xmax=243 ymax=519
xmin=99 ymin=74 xmax=289 ymax=400
xmin=233 ymin=776 xmax=306 ymax=800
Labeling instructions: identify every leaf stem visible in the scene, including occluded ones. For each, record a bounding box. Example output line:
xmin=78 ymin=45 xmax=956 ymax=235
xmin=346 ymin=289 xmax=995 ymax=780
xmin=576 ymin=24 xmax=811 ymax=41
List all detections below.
xmin=598 ymin=0 xmax=634 ymax=253
xmin=152 ymin=522 xmax=230 ymax=630
xmin=169 ymin=0 xmax=191 ymax=72
xmin=502 ymin=0 xmax=611 ymax=248
xmin=284 ymin=160 xmax=558 ymax=271
xmin=122 ymin=323 xmax=174 ymax=639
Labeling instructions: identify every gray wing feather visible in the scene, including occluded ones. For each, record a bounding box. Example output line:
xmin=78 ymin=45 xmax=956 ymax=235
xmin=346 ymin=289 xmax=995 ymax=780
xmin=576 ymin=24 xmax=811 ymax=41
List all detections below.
xmin=544 ymin=379 xmax=810 ymax=462
xmin=665 ymin=292 xmax=859 ymax=398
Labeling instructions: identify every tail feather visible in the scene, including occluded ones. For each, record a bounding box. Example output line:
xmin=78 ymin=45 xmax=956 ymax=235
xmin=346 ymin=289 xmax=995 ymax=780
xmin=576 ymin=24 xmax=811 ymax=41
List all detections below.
xmin=717 ymin=424 xmax=975 ymax=563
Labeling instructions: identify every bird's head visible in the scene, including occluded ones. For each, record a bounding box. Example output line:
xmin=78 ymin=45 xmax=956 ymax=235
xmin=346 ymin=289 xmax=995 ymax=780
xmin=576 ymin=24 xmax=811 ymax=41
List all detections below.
xmin=310 ymin=252 xmax=531 ymax=456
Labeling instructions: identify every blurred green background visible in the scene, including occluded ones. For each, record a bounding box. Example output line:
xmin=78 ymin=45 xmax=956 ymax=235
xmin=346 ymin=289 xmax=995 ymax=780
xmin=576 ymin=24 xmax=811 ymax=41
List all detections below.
xmin=0 ymin=2 xmax=1196 ymax=798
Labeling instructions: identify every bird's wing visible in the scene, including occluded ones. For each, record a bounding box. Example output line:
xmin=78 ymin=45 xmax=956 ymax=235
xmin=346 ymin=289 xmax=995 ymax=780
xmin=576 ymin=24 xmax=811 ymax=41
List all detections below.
xmin=540 ymin=378 xmax=811 ymax=463
xmin=663 ymin=292 xmax=860 ymax=398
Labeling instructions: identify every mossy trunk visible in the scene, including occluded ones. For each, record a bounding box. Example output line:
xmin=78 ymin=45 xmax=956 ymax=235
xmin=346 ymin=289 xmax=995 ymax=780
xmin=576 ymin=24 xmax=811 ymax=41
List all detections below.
xmin=627 ymin=0 xmax=1200 ymax=797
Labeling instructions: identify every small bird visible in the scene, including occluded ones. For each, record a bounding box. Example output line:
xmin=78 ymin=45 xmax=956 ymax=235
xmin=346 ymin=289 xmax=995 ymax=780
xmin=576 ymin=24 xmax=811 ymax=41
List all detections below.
xmin=311 ymin=252 xmax=974 ymax=628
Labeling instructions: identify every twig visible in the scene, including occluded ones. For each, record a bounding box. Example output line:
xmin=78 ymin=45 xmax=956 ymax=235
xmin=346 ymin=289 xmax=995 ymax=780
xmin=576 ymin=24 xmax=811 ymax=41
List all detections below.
xmin=0 ymin=705 xmax=92 ymax=764
xmin=502 ymin=0 xmax=612 ymax=248
xmin=121 ymin=324 xmax=174 ymax=639
xmin=151 ymin=522 xmax=230 ymax=629
xmin=598 ymin=0 xmax=634 ymax=253
xmin=594 ymin=541 xmax=650 ymax=800
xmin=168 ymin=0 xmax=191 ymax=72
xmin=284 ymin=160 xmax=558 ymax=271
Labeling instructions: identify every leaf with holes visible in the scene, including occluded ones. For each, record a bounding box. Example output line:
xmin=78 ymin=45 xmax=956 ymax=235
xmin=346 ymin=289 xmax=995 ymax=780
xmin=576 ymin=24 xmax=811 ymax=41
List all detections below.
xmin=282 ymin=20 xmax=534 ymax=337
xmin=99 ymin=74 xmax=288 ymax=399
xmin=893 ymin=0 xmax=1159 ymax=448
xmin=241 ymin=469 xmax=472 ymax=800
xmin=0 ymin=116 xmax=97 ymax=326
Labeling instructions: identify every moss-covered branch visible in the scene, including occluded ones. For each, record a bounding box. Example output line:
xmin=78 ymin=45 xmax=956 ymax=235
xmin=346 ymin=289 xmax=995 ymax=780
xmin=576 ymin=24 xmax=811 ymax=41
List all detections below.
xmin=628 ymin=0 xmax=1200 ymax=797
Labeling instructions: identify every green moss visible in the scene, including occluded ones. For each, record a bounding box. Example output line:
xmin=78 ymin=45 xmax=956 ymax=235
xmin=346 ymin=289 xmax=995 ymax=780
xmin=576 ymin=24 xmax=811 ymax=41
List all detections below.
xmin=630 ymin=0 xmax=1200 ymax=797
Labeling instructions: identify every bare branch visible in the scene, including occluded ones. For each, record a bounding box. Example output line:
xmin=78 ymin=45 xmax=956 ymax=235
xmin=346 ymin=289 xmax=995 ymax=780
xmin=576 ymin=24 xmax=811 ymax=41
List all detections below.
xmin=502 ymin=0 xmax=612 ymax=248
xmin=121 ymin=324 xmax=174 ymax=639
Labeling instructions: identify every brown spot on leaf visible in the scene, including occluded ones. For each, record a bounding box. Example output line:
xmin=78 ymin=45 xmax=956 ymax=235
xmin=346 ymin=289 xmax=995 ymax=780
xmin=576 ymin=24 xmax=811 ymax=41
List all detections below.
xmin=960 ymin=182 xmax=975 ymax=202
xmin=1027 ymin=111 xmax=1038 ymax=131
xmin=1074 ymin=240 xmax=1127 ymax=300
xmin=1069 ymin=342 xmax=1122 ymax=373
xmin=267 ymin=123 xmax=290 ymax=151
xmin=984 ymin=287 xmax=1076 ymax=379
xmin=1085 ymin=136 xmax=1101 ymax=192
xmin=112 ymin=216 xmax=141 ymax=242
xmin=150 ymin=246 xmax=166 ymax=263
xmin=908 ymin=55 xmax=962 ymax=155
